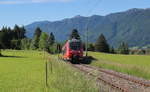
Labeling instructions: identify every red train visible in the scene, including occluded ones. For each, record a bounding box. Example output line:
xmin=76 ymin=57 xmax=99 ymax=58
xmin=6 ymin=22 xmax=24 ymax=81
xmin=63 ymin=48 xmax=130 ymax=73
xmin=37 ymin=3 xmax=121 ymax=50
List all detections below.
xmin=62 ymin=38 xmax=83 ymax=63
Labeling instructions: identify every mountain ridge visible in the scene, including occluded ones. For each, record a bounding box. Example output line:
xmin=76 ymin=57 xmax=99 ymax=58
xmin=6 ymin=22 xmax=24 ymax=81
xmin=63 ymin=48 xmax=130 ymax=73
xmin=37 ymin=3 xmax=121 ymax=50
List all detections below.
xmin=25 ymin=8 xmax=150 ymax=47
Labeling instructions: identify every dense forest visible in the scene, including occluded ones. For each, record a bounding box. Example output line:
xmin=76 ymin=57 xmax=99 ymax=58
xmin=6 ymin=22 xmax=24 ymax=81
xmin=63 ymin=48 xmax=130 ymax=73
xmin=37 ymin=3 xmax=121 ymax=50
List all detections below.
xmin=0 ymin=25 xmax=61 ymax=56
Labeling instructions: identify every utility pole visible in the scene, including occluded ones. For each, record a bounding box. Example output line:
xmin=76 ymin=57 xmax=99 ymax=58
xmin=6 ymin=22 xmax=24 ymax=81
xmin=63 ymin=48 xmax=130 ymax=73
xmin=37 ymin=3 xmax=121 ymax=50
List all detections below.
xmin=85 ymin=28 xmax=88 ymax=57
xmin=45 ymin=60 xmax=48 ymax=87
xmin=43 ymin=49 xmax=48 ymax=87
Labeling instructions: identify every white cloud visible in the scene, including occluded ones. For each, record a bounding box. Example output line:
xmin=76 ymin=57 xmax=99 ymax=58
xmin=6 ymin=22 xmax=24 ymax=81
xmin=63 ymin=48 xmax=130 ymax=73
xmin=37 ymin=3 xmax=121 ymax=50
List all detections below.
xmin=31 ymin=0 xmax=72 ymax=3
xmin=0 ymin=0 xmax=73 ymax=4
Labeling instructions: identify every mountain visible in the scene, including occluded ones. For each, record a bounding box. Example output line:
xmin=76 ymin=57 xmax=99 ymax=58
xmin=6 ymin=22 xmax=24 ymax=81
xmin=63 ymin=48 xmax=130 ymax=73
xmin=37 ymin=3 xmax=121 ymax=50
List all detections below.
xmin=25 ymin=8 xmax=150 ymax=47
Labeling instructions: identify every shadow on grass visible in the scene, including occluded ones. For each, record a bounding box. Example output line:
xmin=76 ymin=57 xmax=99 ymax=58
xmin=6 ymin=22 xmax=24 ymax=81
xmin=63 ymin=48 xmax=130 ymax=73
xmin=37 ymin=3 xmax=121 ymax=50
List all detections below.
xmin=80 ymin=56 xmax=97 ymax=64
xmin=0 ymin=55 xmax=25 ymax=58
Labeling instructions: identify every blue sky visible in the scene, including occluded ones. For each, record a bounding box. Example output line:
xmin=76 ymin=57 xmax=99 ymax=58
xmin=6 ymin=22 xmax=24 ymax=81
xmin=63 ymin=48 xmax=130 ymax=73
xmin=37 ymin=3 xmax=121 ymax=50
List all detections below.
xmin=0 ymin=0 xmax=150 ymax=28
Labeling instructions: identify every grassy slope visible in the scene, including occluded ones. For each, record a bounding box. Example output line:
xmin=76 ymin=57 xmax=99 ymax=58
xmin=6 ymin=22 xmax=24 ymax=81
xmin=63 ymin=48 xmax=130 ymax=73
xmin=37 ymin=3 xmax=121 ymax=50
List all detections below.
xmin=0 ymin=50 xmax=98 ymax=92
xmin=89 ymin=52 xmax=150 ymax=80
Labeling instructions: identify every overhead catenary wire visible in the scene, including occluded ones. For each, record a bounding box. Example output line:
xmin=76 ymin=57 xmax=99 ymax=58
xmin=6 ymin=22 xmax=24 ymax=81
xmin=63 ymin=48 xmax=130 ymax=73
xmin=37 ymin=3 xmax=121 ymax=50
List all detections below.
xmin=84 ymin=0 xmax=102 ymax=56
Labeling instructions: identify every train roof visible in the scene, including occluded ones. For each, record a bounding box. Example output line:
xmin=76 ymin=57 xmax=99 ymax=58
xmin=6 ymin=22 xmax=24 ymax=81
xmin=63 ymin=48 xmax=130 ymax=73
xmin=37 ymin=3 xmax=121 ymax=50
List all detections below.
xmin=68 ymin=39 xmax=81 ymax=43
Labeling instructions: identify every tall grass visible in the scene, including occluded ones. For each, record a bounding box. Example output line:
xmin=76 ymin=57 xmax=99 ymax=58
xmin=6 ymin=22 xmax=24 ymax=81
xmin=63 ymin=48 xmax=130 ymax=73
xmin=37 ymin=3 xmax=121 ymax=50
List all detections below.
xmin=89 ymin=52 xmax=150 ymax=80
xmin=47 ymin=54 xmax=98 ymax=92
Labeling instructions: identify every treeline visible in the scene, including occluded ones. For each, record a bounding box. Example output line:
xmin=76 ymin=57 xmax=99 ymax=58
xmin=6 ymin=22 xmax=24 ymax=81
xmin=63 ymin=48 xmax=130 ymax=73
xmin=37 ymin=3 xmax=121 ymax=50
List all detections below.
xmin=130 ymin=49 xmax=150 ymax=55
xmin=86 ymin=34 xmax=129 ymax=54
xmin=0 ymin=25 xmax=61 ymax=56
xmin=29 ymin=27 xmax=61 ymax=53
xmin=1 ymin=26 xmax=149 ymax=56
xmin=0 ymin=27 xmax=129 ymax=56
xmin=0 ymin=25 xmax=26 ymax=50
xmin=90 ymin=33 xmax=150 ymax=55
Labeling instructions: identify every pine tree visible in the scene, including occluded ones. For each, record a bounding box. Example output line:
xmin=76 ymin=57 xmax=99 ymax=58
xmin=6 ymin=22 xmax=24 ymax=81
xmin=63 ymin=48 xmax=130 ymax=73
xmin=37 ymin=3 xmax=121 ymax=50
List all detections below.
xmin=30 ymin=27 xmax=42 ymax=50
xmin=47 ymin=32 xmax=56 ymax=53
xmin=69 ymin=29 xmax=80 ymax=40
xmin=0 ymin=44 xmax=2 ymax=56
xmin=118 ymin=42 xmax=129 ymax=54
xmin=48 ymin=32 xmax=55 ymax=45
xmin=56 ymin=43 xmax=61 ymax=53
xmin=0 ymin=29 xmax=2 ymax=56
xmin=0 ymin=30 xmax=8 ymax=49
xmin=0 ymin=50 xmax=1 ymax=56
xmin=34 ymin=27 xmax=42 ymax=37
xmin=7 ymin=27 xmax=13 ymax=48
xmin=20 ymin=26 xmax=26 ymax=39
xmin=110 ymin=46 xmax=115 ymax=54
xmin=10 ymin=25 xmax=26 ymax=49
xmin=95 ymin=34 xmax=109 ymax=53
xmin=0 ymin=25 xmax=26 ymax=50
xmin=13 ymin=25 xmax=21 ymax=40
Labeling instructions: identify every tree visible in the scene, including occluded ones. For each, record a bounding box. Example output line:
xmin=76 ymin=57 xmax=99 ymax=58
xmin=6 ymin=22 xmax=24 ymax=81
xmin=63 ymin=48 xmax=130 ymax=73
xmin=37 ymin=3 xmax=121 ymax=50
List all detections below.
xmin=0 ymin=44 xmax=2 ymax=56
xmin=0 ymin=31 xmax=8 ymax=49
xmin=88 ymin=43 xmax=95 ymax=51
xmin=13 ymin=25 xmax=21 ymax=40
xmin=48 ymin=32 xmax=55 ymax=45
xmin=0 ymin=31 xmax=3 ymax=56
xmin=118 ymin=42 xmax=129 ymax=54
xmin=110 ymin=46 xmax=115 ymax=54
xmin=0 ymin=50 xmax=1 ymax=56
xmin=10 ymin=25 xmax=26 ymax=49
xmin=21 ymin=38 xmax=31 ymax=50
xmin=34 ymin=27 xmax=42 ymax=37
xmin=56 ymin=43 xmax=62 ymax=53
xmin=47 ymin=32 xmax=56 ymax=53
xmin=19 ymin=26 xmax=26 ymax=39
xmin=95 ymin=34 xmax=109 ymax=53
xmin=39 ymin=32 xmax=49 ymax=51
xmin=69 ymin=29 xmax=80 ymax=40
xmin=30 ymin=27 xmax=42 ymax=50
xmin=7 ymin=27 xmax=14 ymax=48
xmin=11 ymin=40 xmax=21 ymax=50
xmin=0 ymin=25 xmax=26 ymax=50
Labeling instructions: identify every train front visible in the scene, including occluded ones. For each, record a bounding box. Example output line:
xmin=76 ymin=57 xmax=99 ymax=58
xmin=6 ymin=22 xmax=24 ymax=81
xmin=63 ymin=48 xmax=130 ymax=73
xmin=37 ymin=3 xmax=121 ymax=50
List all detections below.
xmin=67 ymin=39 xmax=83 ymax=62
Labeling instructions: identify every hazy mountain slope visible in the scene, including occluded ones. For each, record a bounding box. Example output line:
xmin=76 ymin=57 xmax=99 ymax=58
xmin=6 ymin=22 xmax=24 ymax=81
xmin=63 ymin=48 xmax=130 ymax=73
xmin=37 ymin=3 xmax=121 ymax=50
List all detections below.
xmin=25 ymin=8 xmax=150 ymax=47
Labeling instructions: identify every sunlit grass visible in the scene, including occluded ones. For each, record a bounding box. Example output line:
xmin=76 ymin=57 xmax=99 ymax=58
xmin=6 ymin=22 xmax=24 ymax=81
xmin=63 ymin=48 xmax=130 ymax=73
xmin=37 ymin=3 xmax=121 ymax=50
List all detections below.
xmin=0 ymin=50 xmax=98 ymax=92
xmin=89 ymin=52 xmax=150 ymax=80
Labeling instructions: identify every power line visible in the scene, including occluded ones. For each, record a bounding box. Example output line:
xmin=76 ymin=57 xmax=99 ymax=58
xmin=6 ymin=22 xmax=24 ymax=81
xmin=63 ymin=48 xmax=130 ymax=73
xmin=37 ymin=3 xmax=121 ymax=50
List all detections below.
xmin=86 ymin=0 xmax=103 ymax=16
xmin=84 ymin=0 xmax=102 ymax=56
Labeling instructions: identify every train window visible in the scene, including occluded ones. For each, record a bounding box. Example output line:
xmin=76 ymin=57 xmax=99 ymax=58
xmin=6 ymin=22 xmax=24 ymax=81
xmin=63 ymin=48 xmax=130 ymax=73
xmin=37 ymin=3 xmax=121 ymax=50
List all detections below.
xmin=70 ymin=42 xmax=81 ymax=50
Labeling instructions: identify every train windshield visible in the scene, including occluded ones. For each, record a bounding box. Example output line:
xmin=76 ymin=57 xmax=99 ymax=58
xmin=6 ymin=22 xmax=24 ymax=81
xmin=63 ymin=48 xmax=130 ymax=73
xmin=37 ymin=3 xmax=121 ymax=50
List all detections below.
xmin=70 ymin=42 xmax=81 ymax=50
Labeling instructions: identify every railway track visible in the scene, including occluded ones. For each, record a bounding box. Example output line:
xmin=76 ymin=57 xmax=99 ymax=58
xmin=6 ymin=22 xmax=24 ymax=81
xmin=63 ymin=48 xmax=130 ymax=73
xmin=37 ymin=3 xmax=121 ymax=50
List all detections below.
xmin=84 ymin=65 xmax=150 ymax=87
xmin=69 ymin=63 xmax=150 ymax=92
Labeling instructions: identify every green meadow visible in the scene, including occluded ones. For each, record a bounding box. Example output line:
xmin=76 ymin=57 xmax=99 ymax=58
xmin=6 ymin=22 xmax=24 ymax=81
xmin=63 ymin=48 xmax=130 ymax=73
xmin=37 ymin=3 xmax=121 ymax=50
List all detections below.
xmin=89 ymin=52 xmax=150 ymax=80
xmin=0 ymin=50 xmax=98 ymax=92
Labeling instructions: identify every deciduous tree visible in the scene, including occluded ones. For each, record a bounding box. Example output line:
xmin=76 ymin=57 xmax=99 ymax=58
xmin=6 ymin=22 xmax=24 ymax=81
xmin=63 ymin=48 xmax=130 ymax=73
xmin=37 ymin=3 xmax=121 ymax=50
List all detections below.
xmin=39 ymin=32 xmax=49 ymax=50
xmin=21 ymin=38 xmax=31 ymax=50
